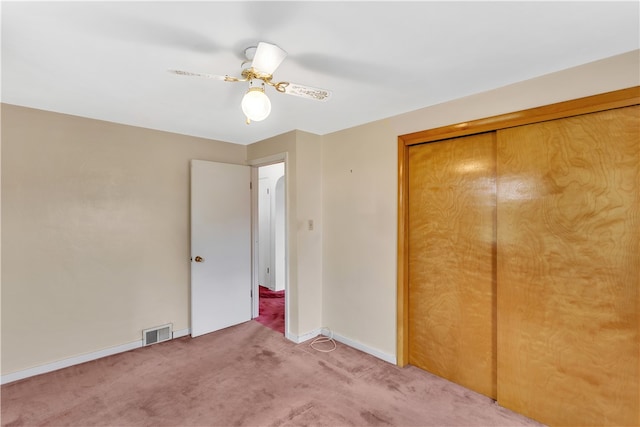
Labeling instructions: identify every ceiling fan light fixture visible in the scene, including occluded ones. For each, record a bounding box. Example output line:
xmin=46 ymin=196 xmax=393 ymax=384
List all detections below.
xmin=241 ymin=85 xmax=271 ymax=123
xmin=251 ymin=42 xmax=287 ymax=75
xmin=171 ymin=40 xmax=331 ymax=125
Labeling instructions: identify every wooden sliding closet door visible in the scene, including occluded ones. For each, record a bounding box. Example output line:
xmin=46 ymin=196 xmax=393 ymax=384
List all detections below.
xmin=408 ymin=132 xmax=497 ymax=399
xmin=496 ymin=106 xmax=639 ymax=426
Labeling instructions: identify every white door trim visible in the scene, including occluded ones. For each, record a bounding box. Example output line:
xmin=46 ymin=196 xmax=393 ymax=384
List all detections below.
xmin=249 ymin=153 xmax=289 ymax=338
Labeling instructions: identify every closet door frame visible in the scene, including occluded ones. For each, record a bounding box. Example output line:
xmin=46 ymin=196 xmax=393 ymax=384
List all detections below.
xmin=396 ymin=86 xmax=640 ymax=366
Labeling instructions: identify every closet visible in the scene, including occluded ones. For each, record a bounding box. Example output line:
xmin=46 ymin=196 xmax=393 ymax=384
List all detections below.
xmin=397 ymin=87 xmax=639 ymax=426
xmin=407 ymin=132 xmax=497 ymax=399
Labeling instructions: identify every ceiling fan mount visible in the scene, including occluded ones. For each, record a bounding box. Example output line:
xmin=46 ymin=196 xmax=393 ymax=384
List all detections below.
xmin=170 ymin=41 xmax=331 ymax=124
xmin=224 ymin=67 xmax=290 ymax=93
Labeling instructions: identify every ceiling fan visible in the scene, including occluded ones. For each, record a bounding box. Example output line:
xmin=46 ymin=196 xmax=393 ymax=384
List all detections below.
xmin=169 ymin=41 xmax=332 ymax=124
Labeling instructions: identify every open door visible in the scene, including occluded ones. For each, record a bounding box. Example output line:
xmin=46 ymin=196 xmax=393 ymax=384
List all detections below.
xmin=190 ymin=160 xmax=252 ymax=337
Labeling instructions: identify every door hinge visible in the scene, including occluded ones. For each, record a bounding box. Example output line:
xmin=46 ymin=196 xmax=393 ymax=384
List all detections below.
xmin=250 ymin=182 xmax=252 ymax=190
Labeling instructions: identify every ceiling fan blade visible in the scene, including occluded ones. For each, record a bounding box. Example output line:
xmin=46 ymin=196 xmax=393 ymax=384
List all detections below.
xmin=251 ymin=42 xmax=287 ymax=75
xmin=168 ymin=70 xmax=235 ymax=81
xmin=282 ymin=83 xmax=331 ymax=101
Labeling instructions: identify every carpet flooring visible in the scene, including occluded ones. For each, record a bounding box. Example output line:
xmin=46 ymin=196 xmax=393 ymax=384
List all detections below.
xmin=1 ymin=321 xmax=544 ymax=427
xmin=255 ymin=286 xmax=285 ymax=334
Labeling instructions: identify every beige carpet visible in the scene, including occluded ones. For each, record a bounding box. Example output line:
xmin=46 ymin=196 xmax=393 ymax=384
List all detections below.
xmin=1 ymin=321 xmax=543 ymax=426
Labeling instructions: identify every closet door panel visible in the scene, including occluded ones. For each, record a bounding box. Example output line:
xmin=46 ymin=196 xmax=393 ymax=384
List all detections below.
xmin=496 ymin=106 xmax=639 ymax=426
xmin=408 ymin=132 xmax=496 ymax=398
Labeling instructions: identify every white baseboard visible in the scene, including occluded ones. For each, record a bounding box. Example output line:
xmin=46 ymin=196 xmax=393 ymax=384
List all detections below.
xmin=0 ymin=326 xmax=396 ymax=384
xmin=328 ymin=331 xmax=397 ymax=365
xmin=172 ymin=328 xmax=191 ymax=339
xmin=1 ymin=328 xmax=191 ymax=385
xmin=286 ymin=328 xmax=322 ymax=344
xmin=287 ymin=327 xmax=397 ymax=365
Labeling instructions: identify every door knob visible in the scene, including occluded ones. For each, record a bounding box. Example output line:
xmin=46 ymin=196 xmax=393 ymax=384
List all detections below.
xmin=194 ymin=256 xmax=204 ymax=263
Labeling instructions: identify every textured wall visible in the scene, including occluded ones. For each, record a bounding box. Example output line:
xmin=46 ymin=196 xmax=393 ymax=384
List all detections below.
xmin=1 ymin=105 xmax=246 ymax=374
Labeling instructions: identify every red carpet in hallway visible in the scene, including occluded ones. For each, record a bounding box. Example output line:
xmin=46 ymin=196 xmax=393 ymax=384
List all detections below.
xmin=255 ymin=286 xmax=284 ymax=333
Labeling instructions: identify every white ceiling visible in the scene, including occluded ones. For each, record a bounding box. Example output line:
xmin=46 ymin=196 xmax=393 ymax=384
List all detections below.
xmin=2 ymin=1 xmax=638 ymax=145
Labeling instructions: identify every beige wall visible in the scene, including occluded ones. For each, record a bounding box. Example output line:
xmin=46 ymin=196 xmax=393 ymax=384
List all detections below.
xmin=321 ymin=50 xmax=640 ymax=360
xmin=322 ymin=120 xmax=398 ymax=357
xmin=291 ymin=131 xmax=323 ymax=335
xmin=1 ymin=105 xmax=246 ymax=374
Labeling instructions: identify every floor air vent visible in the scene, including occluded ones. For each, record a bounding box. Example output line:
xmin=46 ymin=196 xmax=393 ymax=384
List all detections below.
xmin=143 ymin=323 xmax=173 ymax=346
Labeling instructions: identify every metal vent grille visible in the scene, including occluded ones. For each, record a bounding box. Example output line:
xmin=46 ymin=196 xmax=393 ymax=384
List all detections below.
xmin=142 ymin=323 xmax=173 ymax=346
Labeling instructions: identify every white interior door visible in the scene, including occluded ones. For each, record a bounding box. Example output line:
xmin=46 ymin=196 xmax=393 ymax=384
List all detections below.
xmin=258 ymin=177 xmax=272 ymax=289
xmin=190 ymin=160 xmax=251 ymax=337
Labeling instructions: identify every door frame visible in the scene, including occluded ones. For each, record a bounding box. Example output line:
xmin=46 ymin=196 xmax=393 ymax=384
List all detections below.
xmin=249 ymin=153 xmax=289 ymax=336
xmin=396 ymin=86 xmax=640 ymax=366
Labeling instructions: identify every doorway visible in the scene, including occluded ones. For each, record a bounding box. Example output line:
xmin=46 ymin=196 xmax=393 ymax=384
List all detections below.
xmin=253 ymin=162 xmax=286 ymax=334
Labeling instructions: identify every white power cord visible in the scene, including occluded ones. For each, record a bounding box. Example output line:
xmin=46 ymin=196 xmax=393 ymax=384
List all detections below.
xmin=310 ymin=327 xmax=337 ymax=353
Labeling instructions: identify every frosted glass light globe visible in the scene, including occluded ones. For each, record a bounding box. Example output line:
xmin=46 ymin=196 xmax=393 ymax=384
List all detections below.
xmin=241 ymin=88 xmax=271 ymax=122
